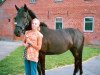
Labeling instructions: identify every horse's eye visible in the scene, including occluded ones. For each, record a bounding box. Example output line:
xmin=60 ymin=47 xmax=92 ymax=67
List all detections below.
xmin=14 ymin=22 xmax=17 ymax=25
xmin=24 ymin=15 xmax=27 ymax=18
xmin=14 ymin=17 xmax=16 ymax=20
xmin=24 ymin=13 xmax=27 ymax=18
xmin=23 ymin=15 xmax=27 ymax=18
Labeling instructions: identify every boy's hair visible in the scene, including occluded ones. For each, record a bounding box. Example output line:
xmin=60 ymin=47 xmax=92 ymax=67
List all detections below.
xmin=32 ymin=18 xmax=40 ymax=26
xmin=32 ymin=18 xmax=40 ymax=31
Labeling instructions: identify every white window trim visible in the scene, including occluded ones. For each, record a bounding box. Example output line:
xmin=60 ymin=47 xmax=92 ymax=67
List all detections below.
xmin=84 ymin=17 xmax=94 ymax=32
xmin=55 ymin=0 xmax=63 ymax=2
xmin=30 ymin=0 xmax=36 ymax=3
xmin=84 ymin=0 xmax=91 ymax=1
xmin=55 ymin=17 xmax=63 ymax=30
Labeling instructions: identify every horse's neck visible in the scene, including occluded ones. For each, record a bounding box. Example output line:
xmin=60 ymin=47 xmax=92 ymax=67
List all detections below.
xmin=28 ymin=9 xmax=37 ymax=19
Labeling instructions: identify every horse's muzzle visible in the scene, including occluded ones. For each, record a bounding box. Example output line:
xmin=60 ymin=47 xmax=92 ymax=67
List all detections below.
xmin=14 ymin=28 xmax=21 ymax=37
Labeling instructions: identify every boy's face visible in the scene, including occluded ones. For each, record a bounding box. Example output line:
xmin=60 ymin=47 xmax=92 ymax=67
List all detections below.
xmin=32 ymin=19 xmax=40 ymax=30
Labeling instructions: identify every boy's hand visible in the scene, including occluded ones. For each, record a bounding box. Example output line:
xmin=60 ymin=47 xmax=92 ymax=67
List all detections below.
xmin=27 ymin=38 xmax=32 ymax=44
xmin=23 ymin=42 xmax=29 ymax=47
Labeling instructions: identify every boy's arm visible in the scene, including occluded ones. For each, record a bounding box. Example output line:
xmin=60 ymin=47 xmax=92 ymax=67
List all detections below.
xmin=22 ymin=32 xmax=29 ymax=48
xmin=28 ymin=34 xmax=43 ymax=50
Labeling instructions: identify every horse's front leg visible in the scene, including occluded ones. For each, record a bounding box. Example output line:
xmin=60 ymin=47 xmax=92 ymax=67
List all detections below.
xmin=39 ymin=52 xmax=46 ymax=75
xmin=37 ymin=61 xmax=42 ymax=75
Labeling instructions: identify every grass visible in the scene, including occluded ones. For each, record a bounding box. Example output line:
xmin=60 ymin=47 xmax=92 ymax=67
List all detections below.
xmin=46 ymin=45 xmax=100 ymax=69
xmin=0 ymin=46 xmax=24 ymax=75
xmin=0 ymin=45 xmax=100 ymax=75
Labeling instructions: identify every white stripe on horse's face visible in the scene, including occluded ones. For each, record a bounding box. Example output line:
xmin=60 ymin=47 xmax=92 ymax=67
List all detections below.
xmin=14 ymin=22 xmax=17 ymax=25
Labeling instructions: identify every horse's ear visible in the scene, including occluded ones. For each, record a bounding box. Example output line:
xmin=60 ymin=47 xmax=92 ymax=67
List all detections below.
xmin=24 ymin=4 xmax=28 ymax=11
xmin=15 ymin=5 xmax=19 ymax=11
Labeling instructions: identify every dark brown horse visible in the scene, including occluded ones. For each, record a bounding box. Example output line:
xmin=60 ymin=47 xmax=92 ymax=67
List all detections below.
xmin=14 ymin=5 xmax=84 ymax=75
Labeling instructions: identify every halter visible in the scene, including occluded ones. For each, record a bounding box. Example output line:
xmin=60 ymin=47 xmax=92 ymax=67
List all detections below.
xmin=14 ymin=11 xmax=32 ymax=34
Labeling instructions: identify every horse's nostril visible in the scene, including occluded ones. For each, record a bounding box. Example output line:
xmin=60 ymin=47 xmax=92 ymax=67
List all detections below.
xmin=14 ymin=28 xmax=21 ymax=37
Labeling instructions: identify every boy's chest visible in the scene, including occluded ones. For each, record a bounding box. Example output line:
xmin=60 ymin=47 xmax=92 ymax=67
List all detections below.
xmin=26 ymin=32 xmax=38 ymax=42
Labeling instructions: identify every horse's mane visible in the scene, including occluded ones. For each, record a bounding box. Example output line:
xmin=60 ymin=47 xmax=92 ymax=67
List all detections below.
xmin=25 ymin=7 xmax=48 ymax=27
xmin=40 ymin=22 xmax=48 ymax=27
xmin=26 ymin=7 xmax=37 ymax=19
xmin=22 ymin=5 xmax=48 ymax=29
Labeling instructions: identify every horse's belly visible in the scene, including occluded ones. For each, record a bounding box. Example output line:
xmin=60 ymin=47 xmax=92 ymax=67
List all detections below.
xmin=46 ymin=40 xmax=71 ymax=55
xmin=46 ymin=47 xmax=69 ymax=55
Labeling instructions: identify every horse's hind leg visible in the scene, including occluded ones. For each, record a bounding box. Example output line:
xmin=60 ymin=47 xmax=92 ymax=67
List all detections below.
xmin=70 ymin=47 xmax=79 ymax=75
xmin=78 ymin=45 xmax=84 ymax=75
xmin=79 ymin=56 xmax=83 ymax=75
xmin=70 ymin=47 xmax=83 ymax=75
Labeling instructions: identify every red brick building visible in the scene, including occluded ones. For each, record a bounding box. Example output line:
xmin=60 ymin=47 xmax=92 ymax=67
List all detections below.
xmin=0 ymin=0 xmax=100 ymax=45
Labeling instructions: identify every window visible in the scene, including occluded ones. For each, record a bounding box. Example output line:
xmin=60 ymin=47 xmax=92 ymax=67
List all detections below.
xmin=55 ymin=17 xmax=63 ymax=30
xmin=84 ymin=17 xmax=94 ymax=32
xmin=0 ymin=0 xmax=5 ymax=4
xmin=0 ymin=0 xmax=2 ymax=4
xmin=55 ymin=0 xmax=63 ymax=2
xmin=30 ymin=0 xmax=36 ymax=3
xmin=84 ymin=0 xmax=91 ymax=1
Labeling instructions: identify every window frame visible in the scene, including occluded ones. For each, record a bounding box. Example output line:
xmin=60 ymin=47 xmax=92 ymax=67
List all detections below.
xmin=54 ymin=0 xmax=63 ymax=3
xmin=0 ymin=0 xmax=5 ymax=4
xmin=84 ymin=17 xmax=94 ymax=32
xmin=84 ymin=0 xmax=91 ymax=1
xmin=30 ymin=0 xmax=36 ymax=3
xmin=55 ymin=17 xmax=63 ymax=30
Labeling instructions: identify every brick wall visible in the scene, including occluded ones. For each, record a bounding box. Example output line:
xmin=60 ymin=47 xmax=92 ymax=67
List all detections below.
xmin=0 ymin=0 xmax=100 ymax=44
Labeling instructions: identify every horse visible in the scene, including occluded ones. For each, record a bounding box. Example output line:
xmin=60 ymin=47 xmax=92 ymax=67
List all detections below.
xmin=14 ymin=4 xmax=84 ymax=75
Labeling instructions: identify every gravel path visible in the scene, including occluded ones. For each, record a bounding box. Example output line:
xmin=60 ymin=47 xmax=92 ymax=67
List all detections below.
xmin=0 ymin=41 xmax=22 ymax=60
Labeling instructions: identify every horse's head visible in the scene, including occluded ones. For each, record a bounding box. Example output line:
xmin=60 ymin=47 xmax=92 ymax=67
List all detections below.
xmin=14 ymin=4 xmax=37 ymax=37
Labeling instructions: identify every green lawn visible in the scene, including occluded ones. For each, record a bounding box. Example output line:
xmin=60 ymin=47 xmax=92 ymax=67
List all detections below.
xmin=0 ymin=45 xmax=100 ymax=75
